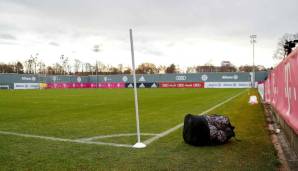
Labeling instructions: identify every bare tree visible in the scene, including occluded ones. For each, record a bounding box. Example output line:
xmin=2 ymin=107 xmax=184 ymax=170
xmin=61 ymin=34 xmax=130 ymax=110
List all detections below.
xmin=33 ymin=53 xmax=38 ymax=74
xmin=15 ymin=61 xmax=24 ymax=74
xmin=24 ymin=55 xmax=35 ymax=74
xmin=117 ymin=64 xmax=123 ymax=73
xmin=123 ymin=67 xmax=131 ymax=74
xmin=85 ymin=63 xmax=92 ymax=73
xmin=67 ymin=64 xmax=72 ymax=74
xmin=46 ymin=66 xmax=55 ymax=75
xmin=273 ymin=33 xmax=298 ymax=61
xmin=53 ymin=63 xmax=63 ymax=75
xmin=186 ymin=66 xmax=196 ymax=73
xmin=136 ymin=63 xmax=158 ymax=74
xmin=239 ymin=65 xmax=255 ymax=72
xmin=109 ymin=67 xmax=121 ymax=75
xmin=81 ymin=63 xmax=84 ymax=73
xmin=0 ymin=63 xmax=14 ymax=73
xmin=97 ymin=61 xmax=107 ymax=73
xmin=74 ymin=59 xmax=81 ymax=74
xmin=37 ymin=60 xmax=46 ymax=74
xmin=157 ymin=65 xmax=167 ymax=74
xmin=60 ymin=54 xmax=69 ymax=75
xmin=165 ymin=64 xmax=177 ymax=73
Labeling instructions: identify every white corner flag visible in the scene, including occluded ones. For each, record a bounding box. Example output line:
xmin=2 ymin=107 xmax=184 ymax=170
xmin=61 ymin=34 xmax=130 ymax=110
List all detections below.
xmin=130 ymin=29 xmax=146 ymax=148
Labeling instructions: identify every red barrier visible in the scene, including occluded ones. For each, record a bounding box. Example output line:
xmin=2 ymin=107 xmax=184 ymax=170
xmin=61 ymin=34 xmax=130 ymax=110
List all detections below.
xmin=159 ymin=82 xmax=204 ymax=88
xmin=46 ymin=82 xmax=125 ymax=89
xmin=97 ymin=82 xmax=125 ymax=88
xmin=264 ymin=49 xmax=298 ymax=134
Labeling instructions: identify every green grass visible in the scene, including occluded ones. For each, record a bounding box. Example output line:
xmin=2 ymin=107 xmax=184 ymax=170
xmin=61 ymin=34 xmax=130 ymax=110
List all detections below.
xmin=0 ymin=88 xmax=278 ymax=170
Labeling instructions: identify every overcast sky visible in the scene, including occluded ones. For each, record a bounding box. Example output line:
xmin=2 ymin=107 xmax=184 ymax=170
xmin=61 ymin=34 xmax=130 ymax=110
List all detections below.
xmin=0 ymin=0 xmax=297 ymax=69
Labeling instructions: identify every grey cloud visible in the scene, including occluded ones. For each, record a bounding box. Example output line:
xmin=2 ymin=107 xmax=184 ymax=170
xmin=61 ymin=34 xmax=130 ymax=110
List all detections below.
xmin=0 ymin=34 xmax=16 ymax=40
xmin=143 ymin=49 xmax=163 ymax=56
xmin=0 ymin=41 xmax=18 ymax=45
xmin=3 ymin=0 xmax=298 ymax=38
xmin=49 ymin=42 xmax=59 ymax=46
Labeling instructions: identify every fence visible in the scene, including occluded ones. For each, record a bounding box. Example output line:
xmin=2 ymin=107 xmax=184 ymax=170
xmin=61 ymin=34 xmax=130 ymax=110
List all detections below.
xmin=0 ymin=72 xmax=268 ymax=89
xmin=264 ymin=49 xmax=298 ymax=134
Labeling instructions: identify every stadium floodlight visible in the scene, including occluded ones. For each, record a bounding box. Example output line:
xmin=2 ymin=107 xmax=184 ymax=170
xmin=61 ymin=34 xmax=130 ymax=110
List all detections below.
xmin=129 ymin=29 xmax=146 ymax=148
xmin=250 ymin=34 xmax=257 ymax=88
xmin=93 ymin=45 xmax=100 ymax=88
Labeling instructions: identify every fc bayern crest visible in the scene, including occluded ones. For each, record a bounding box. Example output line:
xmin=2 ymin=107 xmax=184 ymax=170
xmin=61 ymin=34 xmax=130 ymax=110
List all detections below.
xmin=201 ymin=74 xmax=208 ymax=81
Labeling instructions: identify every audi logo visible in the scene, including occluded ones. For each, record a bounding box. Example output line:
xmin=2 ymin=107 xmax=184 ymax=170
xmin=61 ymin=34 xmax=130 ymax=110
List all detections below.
xmin=176 ymin=75 xmax=187 ymax=81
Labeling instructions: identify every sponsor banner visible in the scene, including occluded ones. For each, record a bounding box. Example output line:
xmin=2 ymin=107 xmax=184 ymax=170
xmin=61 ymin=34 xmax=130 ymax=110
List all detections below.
xmin=159 ymin=82 xmax=204 ymax=88
xmin=125 ymin=82 xmax=159 ymax=88
xmin=88 ymin=72 xmax=267 ymax=83
xmin=39 ymin=83 xmax=48 ymax=89
xmin=47 ymin=83 xmax=79 ymax=89
xmin=204 ymin=82 xmax=251 ymax=88
xmin=97 ymin=82 xmax=125 ymax=88
xmin=46 ymin=82 xmax=125 ymax=89
xmin=14 ymin=83 xmax=40 ymax=89
xmin=21 ymin=76 xmax=37 ymax=82
xmin=264 ymin=49 xmax=298 ymax=134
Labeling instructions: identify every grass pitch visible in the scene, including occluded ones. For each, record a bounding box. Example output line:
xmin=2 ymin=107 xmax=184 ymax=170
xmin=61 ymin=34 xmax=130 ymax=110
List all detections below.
xmin=0 ymin=88 xmax=278 ymax=170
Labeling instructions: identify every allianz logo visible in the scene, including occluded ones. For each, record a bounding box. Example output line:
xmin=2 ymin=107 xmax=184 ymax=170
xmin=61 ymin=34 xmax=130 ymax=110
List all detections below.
xmin=21 ymin=76 xmax=36 ymax=81
xmin=222 ymin=75 xmax=238 ymax=80
xmin=176 ymin=75 xmax=187 ymax=81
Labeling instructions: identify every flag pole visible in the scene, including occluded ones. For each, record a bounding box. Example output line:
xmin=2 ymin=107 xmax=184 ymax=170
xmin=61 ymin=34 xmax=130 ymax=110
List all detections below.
xmin=130 ymin=29 xmax=146 ymax=148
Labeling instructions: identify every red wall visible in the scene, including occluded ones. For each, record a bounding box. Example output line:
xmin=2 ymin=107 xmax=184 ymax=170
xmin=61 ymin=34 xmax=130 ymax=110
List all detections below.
xmin=265 ymin=49 xmax=298 ymax=134
xmin=159 ymin=82 xmax=204 ymax=88
xmin=46 ymin=82 xmax=125 ymax=89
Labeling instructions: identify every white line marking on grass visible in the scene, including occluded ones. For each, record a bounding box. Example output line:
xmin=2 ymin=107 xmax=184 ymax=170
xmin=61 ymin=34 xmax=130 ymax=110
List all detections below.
xmin=143 ymin=90 xmax=246 ymax=145
xmin=0 ymin=130 xmax=73 ymax=142
xmin=74 ymin=140 xmax=132 ymax=148
xmin=0 ymin=131 xmax=132 ymax=148
xmin=78 ymin=133 xmax=158 ymax=141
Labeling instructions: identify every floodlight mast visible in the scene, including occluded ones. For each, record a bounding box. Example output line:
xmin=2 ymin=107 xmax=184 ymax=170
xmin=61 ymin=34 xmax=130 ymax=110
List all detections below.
xmin=129 ymin=29 xmax=146 ymax=148
xmin=250 ymin=34 xmax=257 ymax=88
xmin=93 ymin=45 xmax=100 ymax=88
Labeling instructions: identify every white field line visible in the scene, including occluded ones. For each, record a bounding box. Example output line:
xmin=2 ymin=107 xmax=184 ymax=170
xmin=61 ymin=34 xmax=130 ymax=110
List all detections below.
xmin=0 ymin=130 xmax=132 ymax=148
xmin=143 ymin=90 xmax=246 ymax=145
xmin=79 ymin=133 xmax=158 ymax=141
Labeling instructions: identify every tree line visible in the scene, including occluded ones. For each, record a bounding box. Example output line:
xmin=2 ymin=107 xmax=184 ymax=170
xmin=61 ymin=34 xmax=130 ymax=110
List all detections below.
xmin=0 ymin=55 xmax=269 ymax=75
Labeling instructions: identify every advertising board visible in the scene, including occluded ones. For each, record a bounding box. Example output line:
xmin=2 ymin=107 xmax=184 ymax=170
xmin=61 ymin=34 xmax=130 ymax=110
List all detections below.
xmin=125 ymin=83 xmax=159 ymax=88
xmin=14 ymin=83 xmax=40 ymax=89
xmin=264 ymin=49 xmax=298 ymax=134
xmin=159 ymin=82 xmax=204 ymax=88
xmin=204 ymin=82 xmax=251 ymax=88
xmin=46 ymin=82 xmax=125 ymax=89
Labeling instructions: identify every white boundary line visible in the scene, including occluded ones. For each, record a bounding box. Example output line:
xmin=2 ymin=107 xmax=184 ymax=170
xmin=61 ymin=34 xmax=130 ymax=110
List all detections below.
xmin=0 ymin=131 xmax=157 ymax=148
xmin=143 ymin=90 xmax=246 ymax=145
xmin=79 ymin=133 xmax=158 ymax=141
